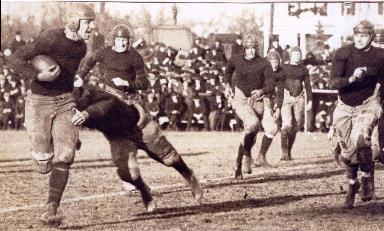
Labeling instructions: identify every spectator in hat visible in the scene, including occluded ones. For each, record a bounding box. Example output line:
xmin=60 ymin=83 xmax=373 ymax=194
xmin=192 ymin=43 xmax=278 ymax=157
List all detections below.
xmin=0 ymin=91 xmax=15 ymax=130
xmin=231 ymin=34 xmax=243 ymax=57
xmin=9 ymin=30 xmax=26 ymax=54
xmin=268 ymin=37 xmax=283 ymax=57
xmin=14 ymin=96 xmax=25 ymax=130
xmin=191 ymin=94 xmax=209 ymax=131
xmin=164 ymin=92 xmax=185 ymax=131
xmin=209 ymin=92 xmax=226 ymax=131
xmin=182 ymin=76 xmax=196 ymax=131
xmin=145 ymin=92 xmax=161 ymax=122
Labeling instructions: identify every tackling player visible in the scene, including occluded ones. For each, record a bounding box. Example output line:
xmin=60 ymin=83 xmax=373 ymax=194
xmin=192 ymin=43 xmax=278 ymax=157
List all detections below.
xmin=73 ymin=24 xmax=203 ymax=211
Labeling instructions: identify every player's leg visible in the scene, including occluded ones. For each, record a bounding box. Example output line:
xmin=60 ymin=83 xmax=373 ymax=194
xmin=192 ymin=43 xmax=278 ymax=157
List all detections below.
xmin=351 ymin=107 xmax=380 ymax=202
xmin=332 ymin=101 xmax=359 ymax=208
xmin=255 ymin=98 xmax=275 ymax=167
xmin=289 ymin=95 xmax=305 ymax=159
xmin=45 ymin=97 xmax=78 ymax=226
xmin=378 ymin=113 xmax=384 ymax=163
xmin=25 ymin=95 xmax=55 ymax=174
xmin=109 ymin=137 xmax=155 ymax=212
xmin=138 ymin=121 xmax=203 ymax=202
xmin=232 ymin=98 xmax=261 ymax=176
xmin=280 ymin=99 xmax=293 ymax=161
xmin=343 ymin=164 xmax=360 ymax=209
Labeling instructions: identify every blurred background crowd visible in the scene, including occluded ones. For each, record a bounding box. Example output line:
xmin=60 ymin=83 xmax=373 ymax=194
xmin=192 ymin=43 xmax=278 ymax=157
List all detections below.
xmin=0 ymin=29 xmax=336 ymax=132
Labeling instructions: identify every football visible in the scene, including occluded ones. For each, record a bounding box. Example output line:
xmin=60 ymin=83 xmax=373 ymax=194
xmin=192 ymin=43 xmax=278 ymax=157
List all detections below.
xmin=31 ymin=55 xmax=61 ymax=81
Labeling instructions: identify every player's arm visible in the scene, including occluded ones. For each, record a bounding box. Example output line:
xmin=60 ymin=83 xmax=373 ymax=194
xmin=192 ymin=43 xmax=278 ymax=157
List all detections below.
xmin=224 ymin=58 xmax=235 ymax=85
xmin=122 ymin=55 xmax=149 ymax=92
xmin=78 ymin=91 xmax=116 ymax=122
xmin=329 ymin=48 xmax=358 ymax=89
xmin=8 ymin=32 xmax=54 ymax=80
xmin=77 ymin=48 xmax=103 ymax=80
xmin=275 ymin=77 xmax=285 ymax=110
xmin=262 ymin=62 xmax=276 ymax=95
xmin=303 ymin=69 xmax=313 ymax=101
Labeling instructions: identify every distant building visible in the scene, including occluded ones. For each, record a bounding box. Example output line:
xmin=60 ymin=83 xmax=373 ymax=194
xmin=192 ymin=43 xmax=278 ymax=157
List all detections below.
xmin=270 ymin=2 xmax=384 ymax=54
xmin=151 ymin=25 xmax=193 ymax=51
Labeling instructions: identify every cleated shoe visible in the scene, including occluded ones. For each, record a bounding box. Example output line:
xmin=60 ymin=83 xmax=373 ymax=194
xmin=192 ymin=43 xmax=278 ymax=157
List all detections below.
xmin=234 ymin=166 xmax=243 ymax=180
xmin=243 ymin=155 xmax=252 ymax=174
xmin=360 ymin=176 xmax=373 ymax=202
xmin=343 ymin=181 xmax=360 ymax=209
xmin=140 ymin=184 xmax=156 ymax=212
xmin=254 ymin=155 xmax=275 ymax=168
xmin=280 ymin=151 xmax=290 ymax=161
xmin=40 ymin=202 xmax=62 ymax=227
xmin=76 ymin=139 xmax=82 ymax=150
xmin=187 ymin=171 xmax=203 ymax=203
xmin=145 ymin=199 xmax=157 ymax=212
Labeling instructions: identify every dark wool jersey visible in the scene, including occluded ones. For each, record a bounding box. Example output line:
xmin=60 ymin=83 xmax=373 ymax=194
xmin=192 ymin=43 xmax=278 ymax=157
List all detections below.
xmin=281 ymin=64 xmax=313 ymax=101
xmin=270 ymin=67 xmax=285 ymax=109
xmin=78 ymin=46 xmax=149 ymax=94
xmin=224 ymin=54 xmax=274 ymax=97
xmin=330 ymin=45 xmax=384 ymax=106
xmin=8 ymin=28 xmax=87 ymax=96
xmin=74 ymin=88 xmax=140 ymax=139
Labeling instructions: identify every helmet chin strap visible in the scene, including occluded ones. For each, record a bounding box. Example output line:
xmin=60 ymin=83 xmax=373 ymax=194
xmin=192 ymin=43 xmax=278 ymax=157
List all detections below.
xmin=64 ymin=27 xmax=81 ymax=41
xmin=244 ymin=53 xmax=255 ymax=60
xmin=112 ymin=45 xmax=128 ymax=53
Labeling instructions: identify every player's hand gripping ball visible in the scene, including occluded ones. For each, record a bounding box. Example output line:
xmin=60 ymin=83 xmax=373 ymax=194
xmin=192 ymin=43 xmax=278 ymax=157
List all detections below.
xmin=31 ymin=55 xmax=61 ymax=81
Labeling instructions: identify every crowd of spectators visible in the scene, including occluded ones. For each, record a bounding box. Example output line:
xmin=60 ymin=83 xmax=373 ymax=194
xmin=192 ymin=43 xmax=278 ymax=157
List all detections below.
xmin=0 ymin=29 xmax=336 ymax=132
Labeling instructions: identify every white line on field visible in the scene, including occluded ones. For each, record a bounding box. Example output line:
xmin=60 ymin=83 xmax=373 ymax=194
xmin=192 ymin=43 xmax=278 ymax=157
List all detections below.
xmin=0 ymin=163 xmax=327 ymax=214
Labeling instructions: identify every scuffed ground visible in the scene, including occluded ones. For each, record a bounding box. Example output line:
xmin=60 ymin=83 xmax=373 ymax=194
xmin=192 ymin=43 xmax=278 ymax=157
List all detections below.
xmin=0 ymin=131 xmax=383 ymax=230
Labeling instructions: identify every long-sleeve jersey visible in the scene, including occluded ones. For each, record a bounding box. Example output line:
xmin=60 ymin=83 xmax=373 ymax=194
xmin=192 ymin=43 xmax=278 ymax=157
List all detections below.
xmin=78 ymin=46 xmax=149 ymax=94
xmin=75 ymin=87 xmax=140 ymax=139
xmin=281 ymin=64 xmax=313 ymax=101
xmin=224 ymin=54 xmax=274 ymax=98
xmin=8 ymin=28 xmax=87 ymax=96
xmin=270 ymin=67 xmax=285 ymax=109
xmin=330 ymin=45 xmax=384 ymax=106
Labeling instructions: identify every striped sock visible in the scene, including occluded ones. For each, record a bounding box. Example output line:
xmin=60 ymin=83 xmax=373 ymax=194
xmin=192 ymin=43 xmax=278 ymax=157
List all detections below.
xmin=47 ymin=163 xmax=70 ymax=206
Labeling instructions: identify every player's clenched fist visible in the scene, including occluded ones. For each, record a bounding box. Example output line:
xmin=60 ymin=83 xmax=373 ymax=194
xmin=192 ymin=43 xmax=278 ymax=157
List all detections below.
xmin=351 ymin=66 xmax=367 ymax=82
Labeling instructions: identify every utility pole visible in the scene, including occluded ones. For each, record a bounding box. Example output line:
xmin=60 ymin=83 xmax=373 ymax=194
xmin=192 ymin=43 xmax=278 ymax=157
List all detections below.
xmin=263 ymin=3 xmax=274 ymax=55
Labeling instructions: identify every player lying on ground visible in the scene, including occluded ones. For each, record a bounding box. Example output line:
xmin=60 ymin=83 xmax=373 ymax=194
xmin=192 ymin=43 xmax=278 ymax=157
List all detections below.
xmin=71 ymin=85 xmax=203 ymax=212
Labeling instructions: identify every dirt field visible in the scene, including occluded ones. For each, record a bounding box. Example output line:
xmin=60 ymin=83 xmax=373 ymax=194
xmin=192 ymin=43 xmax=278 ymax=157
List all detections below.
xmin=0 ymin=130 xmax=383 ymax=231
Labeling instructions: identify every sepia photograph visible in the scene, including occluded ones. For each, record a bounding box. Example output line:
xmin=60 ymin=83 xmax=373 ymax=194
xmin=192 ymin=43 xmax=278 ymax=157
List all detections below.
xmin=0 ymin=0 xmax=383 ymax=230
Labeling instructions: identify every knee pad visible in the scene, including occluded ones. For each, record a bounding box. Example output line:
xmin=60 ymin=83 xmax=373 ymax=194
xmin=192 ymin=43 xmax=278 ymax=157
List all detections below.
xmin=281 ymin=125 xmax=292 ymax=134
xmin=31 ymin=149 xmax=54 ymax=174
xmin=356 ymin=132 xmax=372 ymax=149
xmin=162 ymin=150 xmax=181 ymax=166
xmin=246 ymin=120 xmax=260 ymax=133
xmin=146 ymin=136 xmax=179 ymax=164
